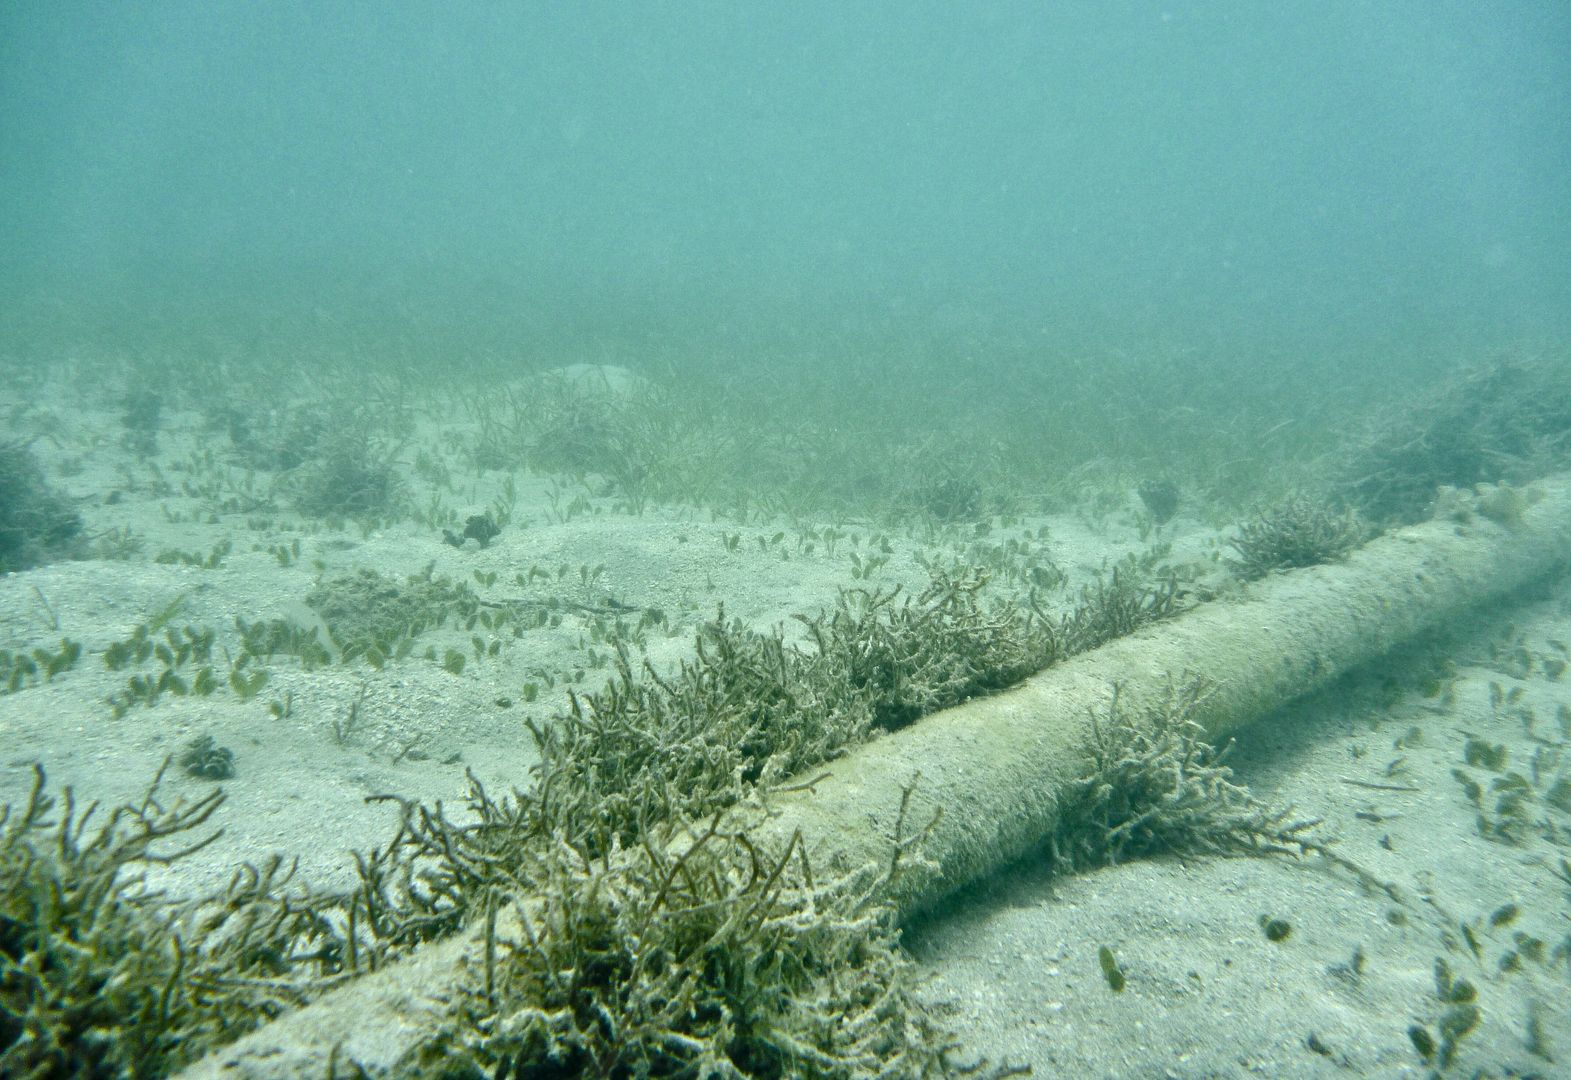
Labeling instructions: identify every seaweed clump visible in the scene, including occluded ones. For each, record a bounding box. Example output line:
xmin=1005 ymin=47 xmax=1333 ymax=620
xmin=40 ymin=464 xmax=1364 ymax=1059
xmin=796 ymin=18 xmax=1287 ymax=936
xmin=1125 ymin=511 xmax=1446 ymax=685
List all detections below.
xmin=345 ymin=740 xmax=1006 ymax=1076
xmin=809 ymin=565 xmax=1178 ymax=736
xmin=523 ymin=372 xmax=667 ymax=510
xmin=802 ymin=571 xmax=1045 ymax=732
xmin=285 ymin=408 xmax=405 ymax=520
xmin=0 ymin=764 xmax=342 ymax=1078
xmin=524 ymin=566 xmax=1180 ymax=857
xmin=120 ymin=389 xmax=163 ymax=457
xmin=224 ymin=402 xmax=333 ymax=472
xmin=0 ymin=440 xmax=82 ymax=574
xmin=1227 ymin=496 xmax=1364 ymax=581
xmin=1337 ymin=358 xmax=1571 ymax=525
xmin=525 ymin=615 xmax=874 ymax=859
xmin=305 ymin=566 xmax=473 ymax=661
xmin=179 ymin=733 xmax=236 ymax=780
xmin=443 ymin=511 xmax=501 ymax=549
xmin=904 ymin=475 xmax=984 ymax=523
xmin=424 ymin=802 xmax=974 ymax=1079
xmin=1048 ymin=681 xmax=1316 ymax=870
xmin=1136 ymin=479 xmax=1180 ymax=525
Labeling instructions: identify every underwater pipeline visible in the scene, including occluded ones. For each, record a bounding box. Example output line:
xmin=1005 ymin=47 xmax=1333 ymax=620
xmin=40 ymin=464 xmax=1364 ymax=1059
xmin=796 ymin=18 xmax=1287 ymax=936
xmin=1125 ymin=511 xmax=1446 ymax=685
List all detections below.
xmin=178 ymin=473 xmax=1571 ymax=1078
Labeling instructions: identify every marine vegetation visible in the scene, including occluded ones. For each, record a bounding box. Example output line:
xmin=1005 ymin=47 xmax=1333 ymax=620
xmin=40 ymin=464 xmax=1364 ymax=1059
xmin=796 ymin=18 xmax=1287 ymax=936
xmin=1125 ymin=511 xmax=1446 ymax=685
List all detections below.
xmin=522 ymin=565 xmax=1180 ymax=858
xmin=223 ymin=400 xmax=334 ymax=473
xmin=1048 ymin=680 xmax=1318 ymax=870
xmin=0 ymin=764 xmax=342 ymax=1078
xmin=365 ymin=782 xmax=1009 ymax=1079
xmin=178 ymin=733 xmax=236 ymax=780
xmin=290 ymin=418 xmax=405 ymax=519
xmin=903 ymin=474 xmax=984 ymax=523
xmin=1 ymin=558 xmax=1182 ymax=1077
xmin=1336 ymin=358 xmax=1571 ymax=525
xmin=443 ymin=511 xmax=502 ymax=549
xmin=1227 ymin=495 xmax=1365 ymax=581
xmin=304 ymin=565 xmax=475 ymax=661
xmin=801 ymin=570 xmax=1044 ymax=731
xmin=1136 ymin=478 xmax=1180 ymax=525
xmin=520 ymin=376 xmax=675 ymax=513
xmin=0 ymin=439 xmax=83 ymax=574
xmin=119 ymin=389 xmax=163 ymax=457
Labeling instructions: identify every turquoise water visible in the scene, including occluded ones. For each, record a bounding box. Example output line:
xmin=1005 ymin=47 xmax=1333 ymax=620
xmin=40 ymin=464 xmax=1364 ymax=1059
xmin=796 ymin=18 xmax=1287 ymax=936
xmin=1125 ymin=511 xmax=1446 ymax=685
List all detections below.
xmin=3 ymin=2 xmax=1567 ymax=365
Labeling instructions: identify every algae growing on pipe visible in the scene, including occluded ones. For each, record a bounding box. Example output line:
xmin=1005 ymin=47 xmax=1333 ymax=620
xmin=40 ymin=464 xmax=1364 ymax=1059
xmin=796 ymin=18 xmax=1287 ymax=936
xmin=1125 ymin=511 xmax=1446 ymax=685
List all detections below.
xmin=751 ymin=476 xmax=1571 ymax=919
xmin=177 ymin=475 xmax=1571 ymax=1078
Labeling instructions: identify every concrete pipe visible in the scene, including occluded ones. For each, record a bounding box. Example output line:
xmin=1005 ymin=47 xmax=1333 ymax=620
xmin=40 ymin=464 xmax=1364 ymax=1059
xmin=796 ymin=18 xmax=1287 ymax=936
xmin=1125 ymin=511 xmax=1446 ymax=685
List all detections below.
xmin=179 ymin=474 xmax=1571 ymax=1078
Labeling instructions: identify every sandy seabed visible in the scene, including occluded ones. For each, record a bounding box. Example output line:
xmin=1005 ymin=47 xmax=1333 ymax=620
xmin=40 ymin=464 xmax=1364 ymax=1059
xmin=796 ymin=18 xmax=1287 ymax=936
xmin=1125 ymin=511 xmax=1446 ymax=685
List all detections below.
xmin=3 ymin=385 xmax=1569 ymax=1078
